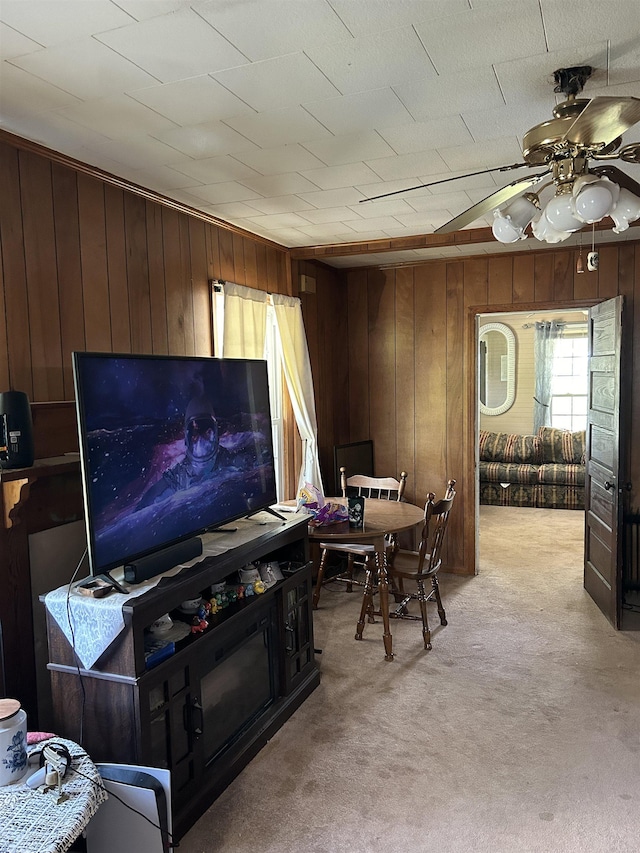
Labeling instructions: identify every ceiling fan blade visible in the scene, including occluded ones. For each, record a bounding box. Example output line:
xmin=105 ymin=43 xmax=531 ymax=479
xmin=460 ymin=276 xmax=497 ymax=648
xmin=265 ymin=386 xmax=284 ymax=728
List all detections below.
xmin=591 ymin=164 xmax=640 ymax=197
xmin=434 ymin=171 xmax=550 ymax=234
xmin=565 ymin=96 xmax=640 ymax=147
xmin=359 ymin=162 xmax=528 ymax=203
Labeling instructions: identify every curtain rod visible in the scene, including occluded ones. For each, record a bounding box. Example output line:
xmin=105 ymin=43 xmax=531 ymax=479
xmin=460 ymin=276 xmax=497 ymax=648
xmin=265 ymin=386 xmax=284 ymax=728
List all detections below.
xmin=521 ymin=320 xmax=588 ymax=329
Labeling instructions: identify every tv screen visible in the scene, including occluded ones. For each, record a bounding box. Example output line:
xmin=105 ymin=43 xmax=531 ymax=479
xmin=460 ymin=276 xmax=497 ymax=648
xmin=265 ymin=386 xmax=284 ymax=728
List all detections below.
xmin=72 ymin=352 xmax=277 ymax=578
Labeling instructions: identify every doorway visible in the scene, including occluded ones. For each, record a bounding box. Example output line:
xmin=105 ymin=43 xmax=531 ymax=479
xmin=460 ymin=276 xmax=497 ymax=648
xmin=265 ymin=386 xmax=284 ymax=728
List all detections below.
xmin=476 ymin=307 xmax=590 ymax=572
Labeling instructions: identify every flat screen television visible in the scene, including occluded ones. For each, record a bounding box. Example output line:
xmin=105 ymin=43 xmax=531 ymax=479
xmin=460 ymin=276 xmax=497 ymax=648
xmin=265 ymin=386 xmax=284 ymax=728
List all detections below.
xmin=72 ymin=352 xmax=277 ymax=584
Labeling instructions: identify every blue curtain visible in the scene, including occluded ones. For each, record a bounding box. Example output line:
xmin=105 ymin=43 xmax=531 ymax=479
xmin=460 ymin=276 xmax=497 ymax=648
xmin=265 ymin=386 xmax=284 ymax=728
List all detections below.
xmin=533 ymin=321 xmax=563 ymax=433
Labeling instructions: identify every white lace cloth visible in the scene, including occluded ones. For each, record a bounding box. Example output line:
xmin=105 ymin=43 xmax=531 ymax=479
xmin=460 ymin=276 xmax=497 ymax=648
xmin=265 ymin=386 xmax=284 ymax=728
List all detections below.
xmin=44 ymin=512 xmax=298 ymax=669
xmin=0 ymin=738 xmax=107 ymax=853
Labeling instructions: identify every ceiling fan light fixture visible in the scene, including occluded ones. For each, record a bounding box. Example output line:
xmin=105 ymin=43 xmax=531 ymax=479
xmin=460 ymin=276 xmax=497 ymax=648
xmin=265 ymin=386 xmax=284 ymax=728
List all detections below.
xmin=491 ymin=195 xmax=539 ymax=243
xmin=544 ymin=193 xmax=583 ymax=232
xmin=610 ymin=187 xmax=640 ymax=233
xmin=572 ymin=175 xmax=619 ymax=223
xmin=531 ymin=211 xmax=571 ymax=243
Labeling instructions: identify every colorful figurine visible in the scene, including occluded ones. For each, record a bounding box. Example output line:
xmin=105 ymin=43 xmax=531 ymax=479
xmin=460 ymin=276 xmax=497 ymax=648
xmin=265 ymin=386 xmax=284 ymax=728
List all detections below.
xmin=253 ymin=580 xmax=266 ymax=594
xmin=245 ymin=583 xmax=255 ymax=596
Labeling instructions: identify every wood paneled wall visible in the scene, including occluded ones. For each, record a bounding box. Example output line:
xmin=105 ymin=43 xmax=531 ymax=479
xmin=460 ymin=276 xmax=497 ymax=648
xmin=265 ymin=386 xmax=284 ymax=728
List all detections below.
xmin=342 ymin=244 xmax=640 ymax=575
xmin=0 ymin=135 xmax=290 ymax=402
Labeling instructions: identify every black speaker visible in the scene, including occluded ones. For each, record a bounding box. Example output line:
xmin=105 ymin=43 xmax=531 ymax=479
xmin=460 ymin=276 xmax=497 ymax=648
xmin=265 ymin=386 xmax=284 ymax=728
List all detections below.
xmin=124 ymin=537 xmax=203 ymax=584
xmin=0 ymin=390 xmax=34 ymax=469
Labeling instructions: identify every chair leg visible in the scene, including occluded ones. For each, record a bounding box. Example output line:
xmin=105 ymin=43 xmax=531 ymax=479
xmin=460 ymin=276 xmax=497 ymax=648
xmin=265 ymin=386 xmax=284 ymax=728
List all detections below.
xmin=432 ymin=574 xmax=447 ymax=626
xmin=355 ymin=558 xmax=375 ymax=640
xmin=313 ymin=548 xmax=329 ymax=610
xmin=346 ymin=554 xmax=354 ymax=593
xmin=416 ymin=579 xmax=432 ymax=650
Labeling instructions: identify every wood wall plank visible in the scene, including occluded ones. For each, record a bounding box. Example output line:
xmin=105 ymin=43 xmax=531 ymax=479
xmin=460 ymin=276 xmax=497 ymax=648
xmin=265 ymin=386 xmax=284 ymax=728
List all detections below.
xmin=77 ymin=173 xmax=112 ymax=352
xmin=146 ymin=201 xmax=168 ymax=354
xmin=52 ymin=163 xmax=85 ymax=395
xmin=488 ymin=256 xmax=513 ymax=305
xmin=395 ymin=266 xmax=415 ymax=502
xmin=189 ymin=219 xmax=212 ymax=356
xmin=367 ymin=269 xmax=396 ymax=478
xmin=346 ymin=269 xmax=369 ymax=443
xmin=105 ymin=185 xmax=131 ymax=354
xmin=124 ymin=194 xmax=152 ymax=353
xmin=20 ymin=151 xmax=64 ymax=399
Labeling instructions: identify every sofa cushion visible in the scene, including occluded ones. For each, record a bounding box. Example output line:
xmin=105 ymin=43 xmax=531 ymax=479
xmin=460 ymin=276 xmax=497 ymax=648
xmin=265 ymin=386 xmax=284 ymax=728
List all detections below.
xmin=537 ymin=462 xmax=585 ymax=486
xmin=537 ymin=426 xmax=586 ymax=464
xmin=479 ymin=460 xmax=539 ymax=484
xmin=479 ymin=431 xmax=541 ymax=464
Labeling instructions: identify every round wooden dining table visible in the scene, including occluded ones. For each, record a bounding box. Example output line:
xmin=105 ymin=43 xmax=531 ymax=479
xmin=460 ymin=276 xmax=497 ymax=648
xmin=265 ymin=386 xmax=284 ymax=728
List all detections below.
xmin=292 ymin=498 xmax=425 ymax=661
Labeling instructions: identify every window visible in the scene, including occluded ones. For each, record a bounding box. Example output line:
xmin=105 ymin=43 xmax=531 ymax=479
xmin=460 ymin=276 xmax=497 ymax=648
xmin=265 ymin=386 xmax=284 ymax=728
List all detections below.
xmin=550 ymin=330 xmax=588 ymax=431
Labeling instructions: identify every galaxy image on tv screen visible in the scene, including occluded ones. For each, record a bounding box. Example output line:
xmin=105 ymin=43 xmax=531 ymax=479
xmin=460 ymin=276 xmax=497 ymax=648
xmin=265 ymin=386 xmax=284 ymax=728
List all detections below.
xmin=73 ymin=353 xmax=277 ymax=575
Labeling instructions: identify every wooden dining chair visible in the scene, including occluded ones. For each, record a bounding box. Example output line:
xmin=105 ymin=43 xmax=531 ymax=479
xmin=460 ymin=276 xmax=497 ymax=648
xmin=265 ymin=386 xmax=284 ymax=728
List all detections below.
xmin=312 ymin=469 xmax=408 ymax=609
xmin=358 ymin=479 xmax=456 ymax=650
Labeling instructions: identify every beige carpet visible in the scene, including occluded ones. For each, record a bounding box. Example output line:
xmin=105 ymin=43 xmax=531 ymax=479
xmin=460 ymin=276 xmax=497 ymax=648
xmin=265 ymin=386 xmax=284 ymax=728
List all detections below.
xmin=179 ymin=506 xmax=640 ymax=853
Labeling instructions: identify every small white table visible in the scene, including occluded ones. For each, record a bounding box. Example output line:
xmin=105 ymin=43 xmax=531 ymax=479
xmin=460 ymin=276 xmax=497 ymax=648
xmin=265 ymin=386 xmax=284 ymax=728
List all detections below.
xmin=0 ymin=737 xmax=107 ymax=853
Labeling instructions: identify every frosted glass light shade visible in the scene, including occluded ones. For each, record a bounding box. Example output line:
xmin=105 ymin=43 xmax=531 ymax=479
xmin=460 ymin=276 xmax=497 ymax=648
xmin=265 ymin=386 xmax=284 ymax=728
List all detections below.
xmin=531 ymin=212 xmax=571 ymax=243
xmin=544 ymin=194 xmax=582 ymax=232
xmin=572 ymin=176 xmax=618 ymax=223
xmin=491 ymin=195 xmax=538 ymax=243
xmin=611 ymin=187 xmax=640 ymax=233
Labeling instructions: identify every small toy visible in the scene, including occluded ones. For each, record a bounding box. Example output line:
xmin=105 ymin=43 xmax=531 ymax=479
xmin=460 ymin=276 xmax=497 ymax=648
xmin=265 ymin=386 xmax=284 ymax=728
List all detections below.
xmin=220 ymin=592 xmax=229 ymax=608
xmin=236 ymin=584 xmax=245 ymax=599
xmin=209 ymin=598 xmax=220 ymax=615
xmin=253 ymin=580 xmax=266 ymax=594
xmin=245 ymin=583 xmax=255 ymax=597
xmin=227 ymin=588 xmax=238 ymax=604
xmin=190 ymin=616 xmax=208 ymax=634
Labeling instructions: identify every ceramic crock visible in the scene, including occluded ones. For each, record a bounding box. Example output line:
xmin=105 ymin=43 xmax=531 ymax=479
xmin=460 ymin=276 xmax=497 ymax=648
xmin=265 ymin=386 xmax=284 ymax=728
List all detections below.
xmin=0 ymin=699 xmax=28 ymax=786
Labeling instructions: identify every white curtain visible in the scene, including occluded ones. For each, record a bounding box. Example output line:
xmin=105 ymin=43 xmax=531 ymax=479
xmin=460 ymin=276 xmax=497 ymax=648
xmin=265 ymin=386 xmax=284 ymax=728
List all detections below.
xmin=217 ymin=282 xmax=268 ymax=359
xmin=534 ymin=320 xmax=563 ymax=432
xmin=271 ymin=293 xmax=324 ymax=495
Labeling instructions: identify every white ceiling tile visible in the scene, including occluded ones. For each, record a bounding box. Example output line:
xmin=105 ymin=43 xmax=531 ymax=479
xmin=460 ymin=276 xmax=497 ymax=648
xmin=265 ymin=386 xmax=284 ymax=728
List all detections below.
xmin=297 ymin=187 xmax=367 ymax=208
xmin=91 ymin=134 xmax=187 ymax=169
xmin=424 ymin=170 xmax=498 ymax=194
xmin=8 ymin=39 xmax=157 ymax=100
xmin=540 ymin=0 xmax=640 ymax=52
xmin=55 ymin=95 xmax=178 ymax=141
xmin=194 ymin=0 xmax=351 ymax=61
xmin=365 ymin=149 xmax=449 ymax=181
xmin=406 ymin=191 xmax=472 ymax=213
xmin=119 ymin=164 xmax=205 ymax=191
xmin=415 ymin=2 xmax=547 ymax=76
xmin=152 ymin=121 xmax=259 ymax=158
xmin=298 ymin=206 xmax=363 ymax=224
xmin=182 ymin=182 xmax=264 ymax=204
xmin=0 ymin=63 xmax=81 ymax=117
xmin=238 ymin=172 xmax=323 ymax=195
xmin=328 ymin=0 xmax=469 ymax=37
xmin=304 ymin=88 xmax=414 ymax=134
xmin=461 ymin=102 xmax=552 ymax=145
xmin=171 ymin=155 xmax=262 ymax=183
xmin=0 ymin=109 xmax=111 ymax=151
xmin=233 ymin=144 xmax=326 ymax=175
xmin=247 ymin=212 xmax=317 ymax=229
xmin=347 ymin=216 xmax=402 ymax=232
xmin=306 ymin=25 xmax=437 ymax=95
xmin=356 ymin=178 xmax=432 ymax=201
xmin=223 ymin=107 xmax=332 ymax=148
xmin=95 ymin=7 xmax=248 ymax=82
xmin=212 ymin=54 xmax=340 ymax=112
xmin=0 ymin=22 xmax=42 ymax=59
xmin=204 ymin=201 xmax=264 ymax=218
xmin=245 ymin=195 xmax=317 ymax=215
xmin=377 ymin=116 xmax=474 ymax=154
xmin=393 ymin=210 xmax=453 ymax=229
xmin=114 ymin=1 xmax=192 ymax=21
xmin=294 ymin=222 xmax=359 ymax=240
xmin=127 ymin=76 xmax=255 ymax=126
xmin=493 ymin=43 xmax=610 ymax=108
xmin=438 ymin=137 xmax=525 ymax=172
xmin=300 ymin=162 xmax=381 ymax=190
xmin=347 ymin=198 xmax=415 ymax=218
xmin=302 ymin=131 xmax=395 ymax=166
xmin=394 ymin=66 xmax=506 ymax=121
xmin=0 ymin=1 xmax=135 ymax=47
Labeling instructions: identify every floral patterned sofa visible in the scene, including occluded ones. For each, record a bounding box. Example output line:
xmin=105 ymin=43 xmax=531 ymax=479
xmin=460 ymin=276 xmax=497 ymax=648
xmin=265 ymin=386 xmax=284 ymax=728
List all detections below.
xmin=479 ymin=426 xmax=586 ymax=510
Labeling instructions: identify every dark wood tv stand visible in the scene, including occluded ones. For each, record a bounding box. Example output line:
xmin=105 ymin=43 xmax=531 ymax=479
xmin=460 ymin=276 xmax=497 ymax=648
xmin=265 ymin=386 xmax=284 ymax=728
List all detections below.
xmin=45 ymin=514 xmax=319 ymax=840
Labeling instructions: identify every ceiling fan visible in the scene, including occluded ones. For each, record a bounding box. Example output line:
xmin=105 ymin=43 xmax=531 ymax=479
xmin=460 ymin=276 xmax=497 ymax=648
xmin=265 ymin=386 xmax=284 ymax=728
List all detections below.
xmin=362 ymin=66 xmax=640 ymax=244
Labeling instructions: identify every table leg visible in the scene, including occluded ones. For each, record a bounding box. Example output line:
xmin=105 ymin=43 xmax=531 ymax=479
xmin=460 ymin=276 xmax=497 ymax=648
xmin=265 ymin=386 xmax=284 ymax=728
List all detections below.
xmin=376 ymin=548 xmax=394 ymax=661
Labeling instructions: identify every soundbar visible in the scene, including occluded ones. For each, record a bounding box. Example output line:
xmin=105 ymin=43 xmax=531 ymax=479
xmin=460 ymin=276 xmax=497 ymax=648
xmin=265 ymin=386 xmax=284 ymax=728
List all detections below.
xmin=124 ymin=537 xmax=203 ymax=584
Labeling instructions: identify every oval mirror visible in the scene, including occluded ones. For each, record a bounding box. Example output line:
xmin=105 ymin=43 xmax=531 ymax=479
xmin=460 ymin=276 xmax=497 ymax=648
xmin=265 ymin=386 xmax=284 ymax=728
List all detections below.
xmin=479 ymin=322 xmax=516 ymax=416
